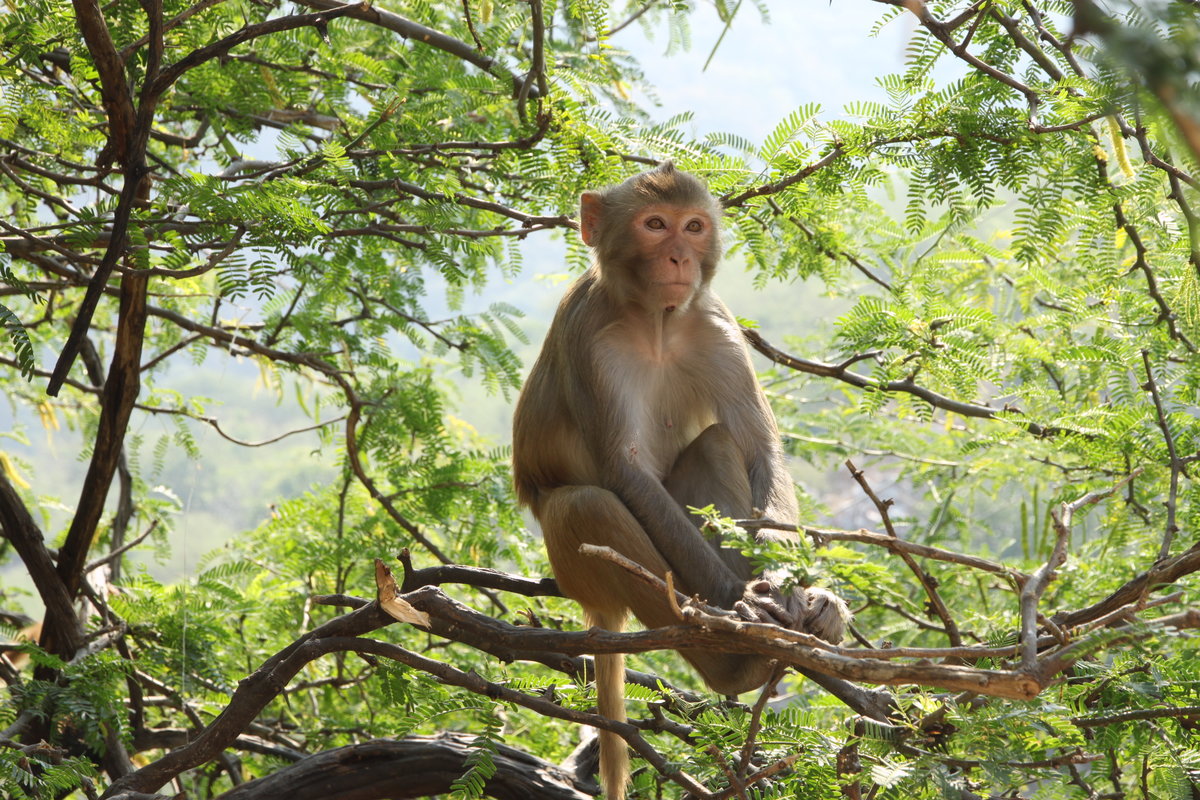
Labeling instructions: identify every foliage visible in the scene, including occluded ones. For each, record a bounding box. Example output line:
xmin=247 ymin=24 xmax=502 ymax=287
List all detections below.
xmin=0 ymin=0 xmax=1199 ymax=799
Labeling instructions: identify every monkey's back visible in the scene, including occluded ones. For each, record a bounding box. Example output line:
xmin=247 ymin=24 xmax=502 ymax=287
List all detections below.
xmin=511 ymin=271 xmax=605 ymax=512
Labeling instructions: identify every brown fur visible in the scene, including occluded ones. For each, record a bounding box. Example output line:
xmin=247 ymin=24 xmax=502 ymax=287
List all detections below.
xmin=513 ymin=164 xmax=847 ymax=800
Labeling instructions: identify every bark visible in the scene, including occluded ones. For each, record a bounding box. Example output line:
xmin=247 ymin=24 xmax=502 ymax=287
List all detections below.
xmin=211 ymin=735 xmax=593 ymax=800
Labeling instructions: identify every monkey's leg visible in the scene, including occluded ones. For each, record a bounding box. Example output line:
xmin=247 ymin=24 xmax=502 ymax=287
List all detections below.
xmin=660 ymin=424 xmax=781 ymax=694
xmin=540 ymin=485 xmax=675 ymax=618
xmin=540 ymin=485 xmax=678 ymax=800
xmin=663 ymin=423 xmax=756 ymax=578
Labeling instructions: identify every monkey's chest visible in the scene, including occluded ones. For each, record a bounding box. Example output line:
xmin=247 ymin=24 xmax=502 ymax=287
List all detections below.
xmin=625 ymin=366 xmax=717 ymax=476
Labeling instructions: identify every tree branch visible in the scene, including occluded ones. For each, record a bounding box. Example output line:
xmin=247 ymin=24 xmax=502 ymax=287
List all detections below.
xmin=292 ymin=0 xmax=539 ymax=98
xmin=212 ymin=734 xmax=592 ymax=800
xmin=0 ymin=474 xmax=83 ymax=656
xmin=1140 ymin=350 xmax=1183 ymax=558
xmin=149 ymin=4 xmax=365 ymax=96
xmin=845 ymin=460 xmax=963 ymax=647
xmin=743 ymin=328 xmax=1057 ymax=436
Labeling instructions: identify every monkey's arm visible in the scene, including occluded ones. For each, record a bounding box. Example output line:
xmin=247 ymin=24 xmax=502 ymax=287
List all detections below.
xmin=606 ymin=457 xmax=748 ymax=608
xmin=715 ymin=351 xmax=800 ymax=528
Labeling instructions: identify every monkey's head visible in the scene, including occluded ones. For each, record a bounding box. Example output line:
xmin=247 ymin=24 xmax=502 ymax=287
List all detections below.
xmin=580 ymin=163 xmax=723 ymax=314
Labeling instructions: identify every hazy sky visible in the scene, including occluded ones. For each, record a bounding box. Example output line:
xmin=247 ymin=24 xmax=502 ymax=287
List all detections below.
xmin=615 ymin=3 xmax=915 ymax=141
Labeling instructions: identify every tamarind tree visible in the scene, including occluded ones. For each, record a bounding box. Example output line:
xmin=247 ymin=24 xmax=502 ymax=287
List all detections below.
xmin=1 ymin=0 xmax=1199 ymax=798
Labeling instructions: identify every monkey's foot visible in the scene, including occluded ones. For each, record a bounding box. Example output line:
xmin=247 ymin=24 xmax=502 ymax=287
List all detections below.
xmin=802 ymin=587 xmax=849 ymax=645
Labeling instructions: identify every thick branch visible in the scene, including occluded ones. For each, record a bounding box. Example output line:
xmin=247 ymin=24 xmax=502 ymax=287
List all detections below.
xmin=53 ymin=271 xmax=149 ymax=609
xmin=99 ymin=542 xmax=1200 ymax=798
xmin=71 ymin=0 xmax=135 ymax=163
xmin=875 ymin=0 xmax=1039 ymax=107
xmin=212 ymin=735 xmax=592 ymax=800
xmin=149 ymin=4 xmax=365 ymax=95
xmin=0 ymin=474 xmax=83 ymax=656
xmin=1052 ymin=541 xmax=1200 ymax=629
xmin=404 ymin=586 xmax=1044 ymax=700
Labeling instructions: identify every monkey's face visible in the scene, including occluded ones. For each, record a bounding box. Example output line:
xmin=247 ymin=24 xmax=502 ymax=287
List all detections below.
xmin=628 ymin=203 xmax=716 ymax=313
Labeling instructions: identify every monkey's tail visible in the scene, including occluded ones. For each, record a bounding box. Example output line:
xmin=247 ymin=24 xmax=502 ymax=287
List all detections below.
xmin=591 ymin=610 xmax=629 ymax=800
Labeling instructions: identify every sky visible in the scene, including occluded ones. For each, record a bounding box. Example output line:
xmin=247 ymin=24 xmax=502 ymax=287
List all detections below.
xmin=613 ymin=2 xmax=915 ymax=141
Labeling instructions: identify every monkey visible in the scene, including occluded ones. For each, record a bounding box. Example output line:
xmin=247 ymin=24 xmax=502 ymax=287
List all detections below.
xmin=512 ymin=163 xmax=847 ymax=800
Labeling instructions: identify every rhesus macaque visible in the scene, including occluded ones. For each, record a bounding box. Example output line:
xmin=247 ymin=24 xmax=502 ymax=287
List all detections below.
xmin=512 ymin=163 xmax=847 ymax=800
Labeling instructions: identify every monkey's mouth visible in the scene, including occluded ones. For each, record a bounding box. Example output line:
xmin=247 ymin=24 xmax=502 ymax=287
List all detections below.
xmin=656 ymin=282 xmax=692 ymax=312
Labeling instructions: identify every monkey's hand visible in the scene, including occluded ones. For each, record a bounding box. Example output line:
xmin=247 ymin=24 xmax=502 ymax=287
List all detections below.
xmin=734 ymin=580 xmax=849 ymax=645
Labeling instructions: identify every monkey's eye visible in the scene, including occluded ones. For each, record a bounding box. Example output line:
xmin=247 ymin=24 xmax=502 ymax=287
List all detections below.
xmin=685 ymin=219 xmax=704 ymax=233
xmin=645 ymin=217 xmax=666 ymax=230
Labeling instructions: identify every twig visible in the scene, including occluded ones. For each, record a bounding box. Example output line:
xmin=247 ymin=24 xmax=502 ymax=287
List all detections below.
xmin=1107 ymin=162 xmax=1195 ymax=349
xmin=578 ymin=544 xmax=710 ymax=614
xmin=736 ymin=664 xmax=786 ymax=777
xmin=294 ymin=0 xmax=541 ymax=98
xmin=721 ymin=146 xmax=845 ymax=208
xmin=845 ymin=460 xmax=964 ymax=647
xmin=782 ymin=431 xmax=959 ymax=467
xmin=1020 ymin=471 xmax=1142 ymax=667
xmin=1072 ymin=705 xmax=1200 ymax=728
xmin=737 ymin=518 xmax=1027 ymax=583
xmin=340 ymin=388 xmax=453 ymax=565
xmin=708 ymin=745 xmax=749 ymax=800
xmin=603 ymin=1 xmax=656 ymax=37
xmin=708 ymin=754 xmax=802 ymax=800
xmin=1141 ymin=351 xmax=1183 ymax=558
xmin=118 ymin=0 xmax=226 ymax=59
xmin=460 ymin=0 xmax=485 ymax=51
xmin=764 ymin=199 xmax=893 ymax=292
xmin=84 ymin=520 xmax=159 ymax=573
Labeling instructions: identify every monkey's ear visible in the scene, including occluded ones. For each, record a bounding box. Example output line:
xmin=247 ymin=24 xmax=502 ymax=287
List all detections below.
xmin=579 ymin=191 xmax=603 ymax=247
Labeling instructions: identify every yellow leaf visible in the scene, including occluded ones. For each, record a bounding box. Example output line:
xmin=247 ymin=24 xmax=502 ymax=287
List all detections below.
xmin=0 ymin=451 xmax=30 ymax=490
xmin=37 ymin=401 xmax=60 ymax=431
xmin=259 ymin=65 xmax=284 ymax=106
xmin=1107 ymin=116 xmax=1135 ymax=179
